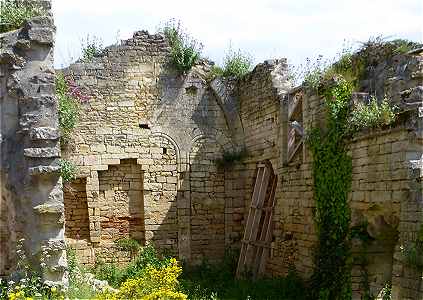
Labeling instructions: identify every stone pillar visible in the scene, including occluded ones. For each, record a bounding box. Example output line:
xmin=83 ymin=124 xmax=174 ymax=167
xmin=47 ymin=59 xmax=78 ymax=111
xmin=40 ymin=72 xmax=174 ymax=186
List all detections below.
xmin=0 ymin=0 xmax=67 ymax=285
xmin=177 ymin=152 xmax=191 ymax=261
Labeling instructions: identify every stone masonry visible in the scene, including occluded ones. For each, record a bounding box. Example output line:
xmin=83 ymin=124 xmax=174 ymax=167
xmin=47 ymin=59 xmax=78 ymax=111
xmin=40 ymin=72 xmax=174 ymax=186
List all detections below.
xmin=0 ymin=0 xmax=67 ymax=284
xmin=0 ymin=7 xmax=422 ymax=299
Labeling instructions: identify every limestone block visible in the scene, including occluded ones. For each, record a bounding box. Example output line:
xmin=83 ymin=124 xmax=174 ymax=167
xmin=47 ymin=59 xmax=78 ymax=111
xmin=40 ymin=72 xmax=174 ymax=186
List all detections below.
xmin=24 ymin=147 xmax=60 ymax=158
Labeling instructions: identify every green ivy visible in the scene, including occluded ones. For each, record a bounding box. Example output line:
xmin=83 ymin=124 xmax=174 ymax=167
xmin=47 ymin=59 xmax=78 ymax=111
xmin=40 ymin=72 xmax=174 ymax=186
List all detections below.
xmin=59 ymin=159 xmax=77 ymax=183
xmin=308 ymin=77 xmax=354 ymax=300
xmin=0 ymin=0 xmax=42 ymax=33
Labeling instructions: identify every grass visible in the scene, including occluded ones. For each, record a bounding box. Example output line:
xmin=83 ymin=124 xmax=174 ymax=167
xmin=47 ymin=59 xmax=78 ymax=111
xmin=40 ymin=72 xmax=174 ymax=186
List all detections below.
xmin=180 ymin=253 xmax=307 ymax=300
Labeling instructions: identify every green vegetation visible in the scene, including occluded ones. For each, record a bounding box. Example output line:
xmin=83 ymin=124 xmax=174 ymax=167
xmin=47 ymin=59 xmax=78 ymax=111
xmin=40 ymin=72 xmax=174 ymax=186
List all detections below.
xmin=81 ymin=35 xmax=104 ymax=62
xmin=297 ymin=37 xmax=422 ymax=91
xmin=349 ymin=97 xmax=398 ymax=132
xmin=59 ymin=159 xmax=77 ymax=183
xmin=403 ymin=224 xmax=423 ymax=270
xmin=66 ymin=247 xmax=97 ymax=299
xmin=0 ymin=0 xmax=42 ymax=33
xmin=56 ymin=73 xmax=80 ymax=142
xmin=210 ymin=47 xmax=253 ymax=80
xmin=180 ymin=254 xmax=306 ymax=300
xmin=162 ymin=19 xmax=203 ymax=73
xmin=301 ymin=36 xmax=416 ymax=299
xmin=115 ymin=238 xmax=141 ymax=252
xmin=308 ymin=77 xmax=354 ymax=300
xmin=93 ymin=245 xmax=171 ymax=288
xmin=215 ymin=148 xmax=248 ymax=169
xmin=350 ymin=222 xmax=376 ymax=300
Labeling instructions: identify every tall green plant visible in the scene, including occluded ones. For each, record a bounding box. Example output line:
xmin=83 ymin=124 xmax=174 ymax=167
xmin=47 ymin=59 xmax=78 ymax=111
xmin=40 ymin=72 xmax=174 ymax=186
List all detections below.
xmin=0 ymin=0 xmax=42 ymax=33
xmin=56 ymin=73 xmax=80 ymax=142
xmin=349 ymin=97 xmax=397 ymax=132
xmin=308 ymin=77 xmax=354 ymax=300
xmin=215 ymin=47 xmax=253 ymax=79
xmin=162 ymin=19 xmax=202 ymax=73
xmin=81 ymin=35 xmax=104 ymax=62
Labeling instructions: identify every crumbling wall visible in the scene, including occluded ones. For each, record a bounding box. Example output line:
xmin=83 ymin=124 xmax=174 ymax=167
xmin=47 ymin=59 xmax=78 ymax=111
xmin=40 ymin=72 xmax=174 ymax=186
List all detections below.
xmin=61 ymin=31 xmax=235 ymax=265
xmin=0 ymin=0 xmax=66 ymax=284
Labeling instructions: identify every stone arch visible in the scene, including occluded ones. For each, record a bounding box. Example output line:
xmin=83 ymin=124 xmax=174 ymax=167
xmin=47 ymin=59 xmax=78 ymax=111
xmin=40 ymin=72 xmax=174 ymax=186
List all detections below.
xmin=151 ymin=131 xmax=181 ymax=172
xmin=188 ymin=135 xmax=227 ymax=263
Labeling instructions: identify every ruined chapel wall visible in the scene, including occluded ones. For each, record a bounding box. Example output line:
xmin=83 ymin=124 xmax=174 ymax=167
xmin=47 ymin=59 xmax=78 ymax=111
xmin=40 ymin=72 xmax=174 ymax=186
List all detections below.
xmin=62 ymin=31 xmax=234 ymax=264
xmin=265 ymin=52 xmax=423 ymax=299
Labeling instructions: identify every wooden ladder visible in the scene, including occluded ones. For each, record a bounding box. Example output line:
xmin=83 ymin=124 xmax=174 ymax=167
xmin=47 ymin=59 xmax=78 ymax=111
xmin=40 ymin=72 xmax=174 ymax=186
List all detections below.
xmin=236 ymin=162 xmax=277 ymax=279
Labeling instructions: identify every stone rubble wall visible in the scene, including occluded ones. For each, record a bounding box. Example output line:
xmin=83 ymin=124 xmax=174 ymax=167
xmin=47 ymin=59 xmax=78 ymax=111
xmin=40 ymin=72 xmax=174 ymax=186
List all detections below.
xmin=0 ymin=0 xmax=67 ymax=284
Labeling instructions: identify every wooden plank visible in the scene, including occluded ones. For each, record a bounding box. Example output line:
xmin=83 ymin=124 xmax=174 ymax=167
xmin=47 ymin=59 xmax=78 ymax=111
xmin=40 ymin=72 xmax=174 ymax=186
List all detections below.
xmin=253 ymin=175 xmax=277 ymax=278
xmin=243 ymin=167 xmax=270 ymax=270
xmin=236 ymin=164 xmax=278 ymax=279
xmin=258 ymin=176 xmax=278 ymax=276
xmin=236 ymin=167 xmax=265 ymax=277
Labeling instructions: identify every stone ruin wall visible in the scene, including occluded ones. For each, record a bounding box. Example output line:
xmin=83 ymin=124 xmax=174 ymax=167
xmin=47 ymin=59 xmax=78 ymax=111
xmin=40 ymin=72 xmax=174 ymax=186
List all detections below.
xmin=60 ymin=30 xmax=237 ymax=265
xmin=0 ymin=0 xmax=66 ymax=284
xmin=56 ymin=30 xmax=423 ymax=298
xmin=0 ymin=5 xmax=422 ymax=297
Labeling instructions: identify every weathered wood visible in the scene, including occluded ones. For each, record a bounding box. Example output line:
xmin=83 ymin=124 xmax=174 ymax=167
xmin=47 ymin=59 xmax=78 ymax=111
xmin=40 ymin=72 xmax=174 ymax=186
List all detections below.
xmin=237 ymin=163 xmax=277 ymax=279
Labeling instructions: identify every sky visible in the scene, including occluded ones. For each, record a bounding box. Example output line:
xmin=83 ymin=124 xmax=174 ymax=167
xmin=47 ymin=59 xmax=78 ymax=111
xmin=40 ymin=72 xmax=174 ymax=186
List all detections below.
xmin=52 ymin=0 xmax=423 ymax=69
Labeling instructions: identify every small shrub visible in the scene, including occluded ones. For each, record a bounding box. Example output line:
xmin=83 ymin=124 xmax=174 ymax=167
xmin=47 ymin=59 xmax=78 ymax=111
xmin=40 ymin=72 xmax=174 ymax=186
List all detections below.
xmin=81 ymin=34 xmax=104 ymax=62
xmin=115 ymin=238 xmax=141 ymax=252
xmin=162 ymin=19 xmax=202 ymax=73
xmin=92 ymin=260 xmax=124 ymax=288
xmin=0 ymin=0 xmax=42 ymax=33
xmin=66 ymin=247 xmax=97 ymax=299
xmin=403 ymin=224 xmax=423 ymax=270
xmin=210 ymin=47 xmax=253 ymax=80
xmin=221 ymin=48 xmax=252 ymax=79
xmin=57 ymin=73 xmax=79 ymax=141
xmin=93 ymin=244 xmax=171 ymax=288
xmin=215 ymin=148 xmax=248 ymax=169
xmin=59 ymin=159 xmax=77 ymax=182
xmin=97 ymin=258 xmax=187 ymax=300
xmin=349 ymin=97 xmax=398 ymax=132
xmin=56 ymin=72 xmax=88 ymax=143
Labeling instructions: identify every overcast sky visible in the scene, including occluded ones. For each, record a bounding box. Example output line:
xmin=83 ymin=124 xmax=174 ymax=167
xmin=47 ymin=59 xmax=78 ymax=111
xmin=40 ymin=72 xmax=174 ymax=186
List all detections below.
xmin=52 ymin=0 xmax=422 ymax=69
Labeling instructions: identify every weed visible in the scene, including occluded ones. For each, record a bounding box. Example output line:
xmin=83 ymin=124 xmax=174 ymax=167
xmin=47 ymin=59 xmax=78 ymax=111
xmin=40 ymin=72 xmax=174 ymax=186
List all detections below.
xmin=210 ymin=47 xmax=253 ymax=80
xmin=81 ymin=34 xmax=104 ymax=62
xmin=349 ymin=96 xmax=398 ymax=132
xmin=162 ymin=19 xmax=202 ymax=73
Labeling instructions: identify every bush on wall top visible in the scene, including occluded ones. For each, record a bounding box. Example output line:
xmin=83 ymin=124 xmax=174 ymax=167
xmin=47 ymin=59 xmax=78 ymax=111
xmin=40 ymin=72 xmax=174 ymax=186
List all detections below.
xmin=162 ymin=19 xmax=203 ymax=73
xmin=210 ymin=47 xmax=253 ymax=80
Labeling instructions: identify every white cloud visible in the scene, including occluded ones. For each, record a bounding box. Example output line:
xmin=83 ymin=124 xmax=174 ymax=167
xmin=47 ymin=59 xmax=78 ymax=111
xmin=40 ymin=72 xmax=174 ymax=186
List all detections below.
xmin=52 ymin=0 xmax=422 ymax=68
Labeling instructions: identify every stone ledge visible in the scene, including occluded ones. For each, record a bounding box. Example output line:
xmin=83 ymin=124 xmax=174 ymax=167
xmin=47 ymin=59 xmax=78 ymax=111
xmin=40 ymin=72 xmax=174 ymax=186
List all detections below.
xmin=29 ymin=165 xmax=60 ymax=176
xmin=30 ymin=127 xmax=60 ymax=141
xmin=24 ymin=147 xmax=60 ymax=158
xmin=34 ymin=203 xmax=64 ymax=215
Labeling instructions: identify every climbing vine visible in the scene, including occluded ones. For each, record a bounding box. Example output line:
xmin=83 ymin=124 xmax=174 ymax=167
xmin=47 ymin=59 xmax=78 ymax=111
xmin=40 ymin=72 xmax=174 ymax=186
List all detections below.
xmin=308 ymin=76 xmax=354 ymax=300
